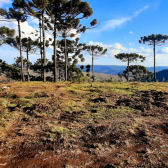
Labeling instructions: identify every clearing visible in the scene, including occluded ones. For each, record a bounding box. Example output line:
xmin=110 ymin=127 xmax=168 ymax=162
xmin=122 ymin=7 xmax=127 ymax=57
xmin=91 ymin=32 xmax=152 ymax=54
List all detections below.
xmin=0 ymin=81 xmax=168 ymax=167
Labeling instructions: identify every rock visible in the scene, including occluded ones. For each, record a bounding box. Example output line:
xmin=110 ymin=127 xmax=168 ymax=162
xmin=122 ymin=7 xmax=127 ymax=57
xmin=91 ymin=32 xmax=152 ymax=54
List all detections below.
xmin=129 ymin=129 xmax=136 ymax=135
xmin=1 ymin=86 xmax=10 ymax=91
xmin=149 ymin=98 xmax=154 ymax=103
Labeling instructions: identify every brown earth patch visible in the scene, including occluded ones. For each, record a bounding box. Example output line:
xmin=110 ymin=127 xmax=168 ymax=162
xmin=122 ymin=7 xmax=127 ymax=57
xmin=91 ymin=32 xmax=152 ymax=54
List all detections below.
xmin=1 ymin=88 xmax=168 ymax=167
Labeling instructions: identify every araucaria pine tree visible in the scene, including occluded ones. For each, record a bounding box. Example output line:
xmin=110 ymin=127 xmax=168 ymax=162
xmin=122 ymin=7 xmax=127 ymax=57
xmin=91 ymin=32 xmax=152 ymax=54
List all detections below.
xmin=83 ymin=45 xmax=107 ymax=81
xmin=26 ymin=0 xmax=49 ymax=82
xmin=56 ymin=38 xmax=86 ymax=81
xmin=118 ymin=65 xmax=153 ymax=82
xmin=5 ymin=36 xmax=39 ymax=81
xmin=46 ymin=0 xmax=98 ymax=82
xmin=114 ymin=53 xmax=145 ymax=82
xmin=0 ymin=0 xmax=29 ymax=81
xmin=139 ymin=34 xmax=168 ymax=82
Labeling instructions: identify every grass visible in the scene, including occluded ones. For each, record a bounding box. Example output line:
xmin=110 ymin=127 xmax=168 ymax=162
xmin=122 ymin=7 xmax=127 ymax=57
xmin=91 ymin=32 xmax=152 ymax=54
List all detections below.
xmin=0 ymin=81 xmax=168 ymax=167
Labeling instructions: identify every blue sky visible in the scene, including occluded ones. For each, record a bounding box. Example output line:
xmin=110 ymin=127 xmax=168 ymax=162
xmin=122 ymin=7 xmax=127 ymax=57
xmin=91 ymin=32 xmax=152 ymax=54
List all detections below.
xmin=1 ymin=0 xmax=168 ymax=67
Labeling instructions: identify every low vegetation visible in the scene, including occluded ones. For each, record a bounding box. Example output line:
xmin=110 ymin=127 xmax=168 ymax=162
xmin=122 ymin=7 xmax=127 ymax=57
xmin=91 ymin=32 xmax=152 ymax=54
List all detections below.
xmin=0 ymin=80 xmax=168 ymax=167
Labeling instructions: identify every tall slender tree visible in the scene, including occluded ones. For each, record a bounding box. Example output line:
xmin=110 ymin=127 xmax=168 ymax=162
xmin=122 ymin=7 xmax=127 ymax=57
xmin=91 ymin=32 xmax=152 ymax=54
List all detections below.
xmin=56 ymin=38 xmax=86 ymax=80
xmin=114 ymin=53 xmax=145 ymax=82
xmin=26 ymin=0 xmax=49 ymax=82
xmin=57 ymin=18 xmax=98 ymax=81
xmin=83 ymin=45 xmax=107 ymax=81
xmin=46 ymin=0 xmax=98 ymax=82
xmin=5 ymin=36 xmax=39 ymax=81
xmin=0 ymin=0 xmax=29 ymax=81
xmin=35 ymin=12 xmax=43 ymax=78
xmin=45 ymin=0 xmax=68 ymax=82
xmin=139 ymin=34 xmax=168 ymax=82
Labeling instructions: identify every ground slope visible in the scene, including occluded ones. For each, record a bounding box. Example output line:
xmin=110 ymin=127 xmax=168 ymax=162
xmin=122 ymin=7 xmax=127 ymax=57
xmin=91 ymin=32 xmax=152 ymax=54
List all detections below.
xmin=0 ymin=82 xmax=168 ymax=167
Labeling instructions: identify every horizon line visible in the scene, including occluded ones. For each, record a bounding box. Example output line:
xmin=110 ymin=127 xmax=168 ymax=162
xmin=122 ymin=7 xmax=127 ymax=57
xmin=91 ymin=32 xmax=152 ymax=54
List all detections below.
xmin=76 ymin=64 xmax=168 ymax=67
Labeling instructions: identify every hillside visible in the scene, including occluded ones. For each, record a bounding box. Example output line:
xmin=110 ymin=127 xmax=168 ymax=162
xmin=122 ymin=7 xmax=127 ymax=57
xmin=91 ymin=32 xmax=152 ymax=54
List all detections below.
xmin=76 ymin=65 xmax=127 ymax=75
xmin=82 ymin=71 xmax=127 ymax=82
xmin=151 ymin=69 xmax=168 ymax=82
xmin=0 ymin=81 xmax=168 ymax=167
xmin=76 ymin=65 xmax=168 ymax=76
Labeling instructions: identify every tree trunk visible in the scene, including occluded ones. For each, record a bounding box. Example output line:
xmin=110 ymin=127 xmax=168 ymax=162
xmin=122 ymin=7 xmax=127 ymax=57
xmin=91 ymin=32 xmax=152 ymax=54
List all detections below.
xmin=39 ymin=16 xmax=43 ymax=79
xmin=65 ymin=34 xmax=67 ymax=81
xmin=127 ymin=57 xmax=129 ymax=82
xmin=18 ymin=19 xmax=24 ymax=82
xmin=59 ymin=67 xmax=60 ymax=81
xmin=27 ymin=48 xmax=29 ymax=82
xmin=154 ymin=41 xmax=156 ymax=82
xmin=92 ymin=51 xmax=94 ymax=81
xmin=137 ymin=65 xmax=139 ymax=81
xmin=67 ymin=52 xmax=69 ymax=80
xmin=53 ymin=22 xmax=57 ymax=82
xmin=42 ymin=10 xmax=46 ymax=82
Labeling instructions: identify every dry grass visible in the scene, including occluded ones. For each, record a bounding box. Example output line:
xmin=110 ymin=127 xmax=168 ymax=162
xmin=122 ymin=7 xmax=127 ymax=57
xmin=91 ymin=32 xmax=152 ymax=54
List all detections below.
xmin=0 ymin=81 xmax=168 ymax=167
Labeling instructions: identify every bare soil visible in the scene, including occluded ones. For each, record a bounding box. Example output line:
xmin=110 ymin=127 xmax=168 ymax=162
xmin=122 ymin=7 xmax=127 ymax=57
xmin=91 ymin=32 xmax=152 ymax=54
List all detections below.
xmin=0 ymin=82 xmax=168 ymax=167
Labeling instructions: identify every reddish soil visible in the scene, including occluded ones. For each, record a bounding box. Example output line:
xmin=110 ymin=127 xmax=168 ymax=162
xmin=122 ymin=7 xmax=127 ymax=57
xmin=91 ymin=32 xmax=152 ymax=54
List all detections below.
xmin=0 ymin=90 xmax=168 ymax=167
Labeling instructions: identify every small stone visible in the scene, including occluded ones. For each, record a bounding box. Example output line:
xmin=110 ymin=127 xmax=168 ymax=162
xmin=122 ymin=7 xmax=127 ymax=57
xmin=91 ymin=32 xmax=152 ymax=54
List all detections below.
xmin=98 ymin=143 xmax=102 ymax=149
xmin=1 ymin=86 xmax=10 ymax=91
xmin=129 ymin=129 xmax=136 ymax=135
xmin=149 ymin=98 xmax=154 ymax=103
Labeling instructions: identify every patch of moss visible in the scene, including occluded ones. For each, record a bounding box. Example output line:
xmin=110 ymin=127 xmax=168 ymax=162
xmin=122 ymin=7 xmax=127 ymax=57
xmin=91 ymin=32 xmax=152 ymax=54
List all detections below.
xmin=81 ymin=106 xmax=138 ymax=121
xmin=22 ymin=103 xmax=31 ymax=108
xmin=0 ymin=99 xmax=9 ymax=107
xmin=51 ymin=126 xmax=69 ymax=135
xmin=18 ymin=98 xmax=31 ymax=102
xmin=8 ymin=103 xmax=17 ymax=107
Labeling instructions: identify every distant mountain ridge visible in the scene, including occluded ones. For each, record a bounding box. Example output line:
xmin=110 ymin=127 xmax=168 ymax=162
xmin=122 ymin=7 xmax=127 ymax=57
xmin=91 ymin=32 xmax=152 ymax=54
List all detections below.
xmin=76 ymin=65 xmax=168 ymax=76
xmin=148 ymin=69 xmax=168 ymax=82
xmin=76 ymin=65 xmax=127 ymax=75
xmin=76 ymin=65 xmax=168 ymax=82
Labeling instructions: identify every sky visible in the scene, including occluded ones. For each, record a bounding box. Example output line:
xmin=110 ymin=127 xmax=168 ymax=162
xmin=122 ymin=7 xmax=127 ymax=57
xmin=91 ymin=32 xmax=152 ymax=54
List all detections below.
xmin=0 ymin=0 xmax=168 ymax=67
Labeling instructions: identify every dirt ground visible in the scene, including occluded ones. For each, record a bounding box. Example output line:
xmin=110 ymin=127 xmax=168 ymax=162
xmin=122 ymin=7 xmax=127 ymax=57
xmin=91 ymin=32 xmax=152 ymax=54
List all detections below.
xmin=0 ymin=82 xmax=168 ymax=168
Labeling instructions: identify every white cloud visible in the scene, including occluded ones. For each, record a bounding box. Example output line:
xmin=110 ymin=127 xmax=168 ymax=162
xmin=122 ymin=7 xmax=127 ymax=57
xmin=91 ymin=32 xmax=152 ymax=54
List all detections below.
xmin=88 ymin=41 xmax=128 ymax=58
xmin=0 ymin=19 xmax=40 ymax=40
xmin=157 ymin=47 xmax=168 ymax=54
xmin=134 ymin=5 xmax=149 ymax=16
xmin=138 ymin=47 xmax=152 ymax=55
xmin=0 ymin=19 xmax=56 ymax=49
xmin=102 ymin=17 xmax=132 ymax=31
xmin=101 ymin=5 xmax=149 ymax=31
xmin=129 ymin=31 xmax=133 ymax=34
xmin=129 ymin=48 xmax=138 ymax=52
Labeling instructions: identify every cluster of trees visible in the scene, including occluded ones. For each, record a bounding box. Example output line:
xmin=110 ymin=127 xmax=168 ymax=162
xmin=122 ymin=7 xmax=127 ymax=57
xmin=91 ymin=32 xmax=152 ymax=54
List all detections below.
xmin=0 ymin=0 xmax=108 ymax=82
xmin=114 ymin=53 xmax=153 ymax=82
xmin=114 ymin=33 xmax=168 ymax=82
xmin=0 ymin=0 xmax=168 ymax=83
